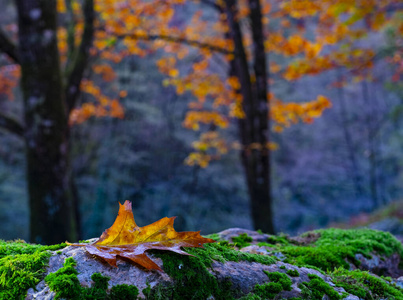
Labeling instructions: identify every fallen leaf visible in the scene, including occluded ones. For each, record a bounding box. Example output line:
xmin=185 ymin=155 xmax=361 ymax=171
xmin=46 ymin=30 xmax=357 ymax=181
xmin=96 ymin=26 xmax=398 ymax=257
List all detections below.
xmin=67 ymin=201 xmax=215 ymax=271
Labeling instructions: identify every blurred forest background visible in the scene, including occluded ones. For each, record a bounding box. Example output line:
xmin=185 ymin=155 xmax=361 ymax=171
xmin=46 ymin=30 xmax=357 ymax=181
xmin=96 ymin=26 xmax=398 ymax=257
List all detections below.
xmin=0 ymin=0 xmax=402 ymax=244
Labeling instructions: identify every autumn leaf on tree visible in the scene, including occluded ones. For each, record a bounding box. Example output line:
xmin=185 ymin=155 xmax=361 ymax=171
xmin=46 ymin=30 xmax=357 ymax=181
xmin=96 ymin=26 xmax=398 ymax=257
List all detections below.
xmin=67 ymin=201 xmax=215 ymax=271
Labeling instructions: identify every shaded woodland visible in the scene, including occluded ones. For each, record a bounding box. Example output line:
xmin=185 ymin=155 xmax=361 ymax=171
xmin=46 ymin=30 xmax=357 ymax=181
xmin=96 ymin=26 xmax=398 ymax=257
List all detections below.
xmin=0 ymin=0 xmax=402 ymax=243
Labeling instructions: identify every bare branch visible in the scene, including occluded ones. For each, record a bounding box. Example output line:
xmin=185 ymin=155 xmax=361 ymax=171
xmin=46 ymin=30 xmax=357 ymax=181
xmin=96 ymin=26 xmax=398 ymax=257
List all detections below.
xmin=0 ymin=113 xmax=24 ymax=136
xmin=65 ymin=0 xmax=94 ymax=112
xmin=0 ymin=28 xmax=19 ymax=64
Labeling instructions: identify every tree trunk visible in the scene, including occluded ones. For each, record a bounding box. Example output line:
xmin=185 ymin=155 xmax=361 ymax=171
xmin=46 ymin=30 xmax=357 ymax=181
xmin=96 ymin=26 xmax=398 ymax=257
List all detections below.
xmin=16 ymin=0 xmax=77 ymax=244
xmin=336 ymin=71 xmax=364 ymax=198
xmin=225 ymin=0 xmax=274 ymax=233
xmin=247 ymin=0 xmax=273 ymax=234
xmin=362 ymin=81 xmax=380 ymax=208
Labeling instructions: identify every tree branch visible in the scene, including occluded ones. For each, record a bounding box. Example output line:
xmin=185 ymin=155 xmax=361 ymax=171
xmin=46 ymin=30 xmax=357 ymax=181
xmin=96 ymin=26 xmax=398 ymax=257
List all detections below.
xmin=0 ymin=113 xmax=24 ymax=136
xmin=66 ymin=0 xmax=77 ymax=64
xmin=0 ymin=28 xmax=19 ymax=64
xmin=111 ymin=31 xmax=233 ymax=55
xmin=65 ymin=0 xmax=94 ymax=112
xmin=200 ymin=0 xmax=224 ymax=12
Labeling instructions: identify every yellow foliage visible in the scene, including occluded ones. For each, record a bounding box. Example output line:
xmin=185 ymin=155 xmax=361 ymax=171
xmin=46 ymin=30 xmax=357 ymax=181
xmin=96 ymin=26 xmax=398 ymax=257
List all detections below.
xmin=54 ymin=0 xmax=400 ymax=165
xmin=57 ymin=0 xmax=66 ymax=13
xmin=271 ymin=95 xmax=332 ymax=130
xmin=183 ymin=111 xmax=229 ymax=130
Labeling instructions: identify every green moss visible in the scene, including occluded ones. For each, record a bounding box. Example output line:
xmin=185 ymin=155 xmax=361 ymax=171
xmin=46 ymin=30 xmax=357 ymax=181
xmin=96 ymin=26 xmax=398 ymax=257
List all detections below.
xmin=204 ymin=233 xmax=220 ymax=241
xmin=263 ymin=271 xmax=292 ymax=291
xmin=81 ymin=273 xmax=110 ymax=299
xmin=232 ymin=233 xmax=253 ymax=248
xmin=152 ymin=250 xmax=233 ymax=299
xmin=79 ymin=240 xmax=92 ymax=243
xmin=315 ymin=228 xmax=403 ymax=258
xmin=3 ymin=228 xmax=401 ymax=299
xmin=257 ymin=242 xmax=276 ymax=248
xmin=286 ymin=269 xmax=300 ymax=277
xmin=184 ymin=243 xmax=277 ymax=268
xmin=45 ymin=257 xmax=139 ymax=300
xmin=0 ymin=240 xmax=66 ymax=299
xmin=332 ymin=268 xmax=403 ymax=299
xmin=0 ymin=239 xmax=66 ymax=258
xmin=109 ymin=284 xmax=139 ymax=300
xmin=45 ymin=257 xmax=81 ymax=299
xmin=142 ymin=282 xmax=151 ymax=298
xmin=250 ymin=270 xmax=293 ymax=299
xmin=255 ymin=229 xmax=402 ymax=274
xmin=0 ymin=250 xmax=51 ymax=299
xmin=279 ymin=228 xmax=403 ymax=273
xmin=299 ymin=274 xmax=342 ymax=300
xmin=147 ymin=243 xmax=276 ymax=299
xmin=266 ymin=234 xmax=291 ymax=246
xmin=254 ymin=282 xmax=283 ymax=299
xmin=282 ymin=246 xmax=354 ymax=271
xmin=238 ymin=294 xmax=262 ymax=300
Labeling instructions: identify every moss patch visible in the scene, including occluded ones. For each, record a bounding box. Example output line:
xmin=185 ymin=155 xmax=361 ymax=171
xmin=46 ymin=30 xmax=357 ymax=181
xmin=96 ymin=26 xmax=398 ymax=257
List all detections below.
xmin=238 ymin=294 xmax=262 ymax=299
xmin=314 ymin=228 xmax=403 ymax=258
xmin=0 ymin=239 xmax=66 ymax=258
xmin=109 ymin=284 xmax=139 ymax=300
xmin=45 ymin=257 xmax=81 ymax=299
xmin=249 ymin=270 xmax=292 ymax=299
xmin=150 ymin=243 xmax=276 ymax=299
xmin=264 ymin=271 xmax=292 ymax=291
xmin=232 ymin=233 xmax=253 ymax=248
xmin=254 ymin=281 xmax=283 ymax=299
xmin=45 ymin=257 xmax=139 ymax=299
xmin=152 ymin=251 xmax=227 ymax=299
xmin=259 ymin=228 xmax=403 ymax=273
xmin=299 ymin=274 xmax=343 ymax=300
xmin=266 ymin=234 xmax=291 ymax=246
xmin=286 ymin=269 xmax=300 ymax=277
xmin=332 ymin=268 xmax=403 ymax=299
xmin=185 ymin=243 xmax=277 ymax=267
xmin=204 ymin=233 xmax=221 ymax=241
xmin=0 ymin=240 xmax=66 ymax=299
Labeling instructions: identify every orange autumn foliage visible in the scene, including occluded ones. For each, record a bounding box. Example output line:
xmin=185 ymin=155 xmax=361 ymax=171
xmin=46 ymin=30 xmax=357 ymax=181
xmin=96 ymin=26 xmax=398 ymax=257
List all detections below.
xmin=68 ymin=200 xmax=215 ymax=271
xmin=271 ymin=95 xmax=332 ymax=132
xmin=0 ymin=65 xmax=20 ymax=100
xmin=1 ymin=0 xmax=401 ymax=167
xmin=69 ymin=80 xmax=124 ymax=125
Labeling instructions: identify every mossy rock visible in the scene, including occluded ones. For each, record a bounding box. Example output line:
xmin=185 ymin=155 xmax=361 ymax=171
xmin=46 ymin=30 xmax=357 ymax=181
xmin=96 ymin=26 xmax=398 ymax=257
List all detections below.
xmin=222 ymin=227 xmax=403 ymax=277
xmin=0 ymin=240 xmax=66 ymax=299
xmin=1 ymin=228 xmax=402 ymax=299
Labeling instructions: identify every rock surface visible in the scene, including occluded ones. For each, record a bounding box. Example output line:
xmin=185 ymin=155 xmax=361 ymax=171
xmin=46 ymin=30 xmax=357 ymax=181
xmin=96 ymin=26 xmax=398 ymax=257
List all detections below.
xmin=24 ymin=228 xmax=403 ymax=299
xmin=26 ymin=245 xmax=172 ymax=299
xmin=27 ymin=244 xmax=352 ymax=300
xmin=218 ymin=227 xmax=403 ymax=278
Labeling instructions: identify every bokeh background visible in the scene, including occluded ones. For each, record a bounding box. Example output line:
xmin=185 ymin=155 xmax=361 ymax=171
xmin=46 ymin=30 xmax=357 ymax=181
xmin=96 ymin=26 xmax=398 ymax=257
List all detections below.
xmin=0 ymin=0 xmax=402 ymax=243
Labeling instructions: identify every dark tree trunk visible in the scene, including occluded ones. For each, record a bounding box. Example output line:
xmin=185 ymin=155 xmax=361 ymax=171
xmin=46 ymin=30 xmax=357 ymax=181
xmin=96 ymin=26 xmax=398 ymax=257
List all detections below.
xmin=16 ymin=0 xmax=77 ymax=244
xmin=247 ymin=0 xmax=273 ymax=234
xmin=225 ymin=0 xmax=274 ymax=233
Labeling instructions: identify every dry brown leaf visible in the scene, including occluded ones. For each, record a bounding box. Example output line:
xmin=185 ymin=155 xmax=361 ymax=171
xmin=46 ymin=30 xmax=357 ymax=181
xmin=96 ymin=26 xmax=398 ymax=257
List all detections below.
xmin=67 ymin=200 xmax=215 ymax=271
